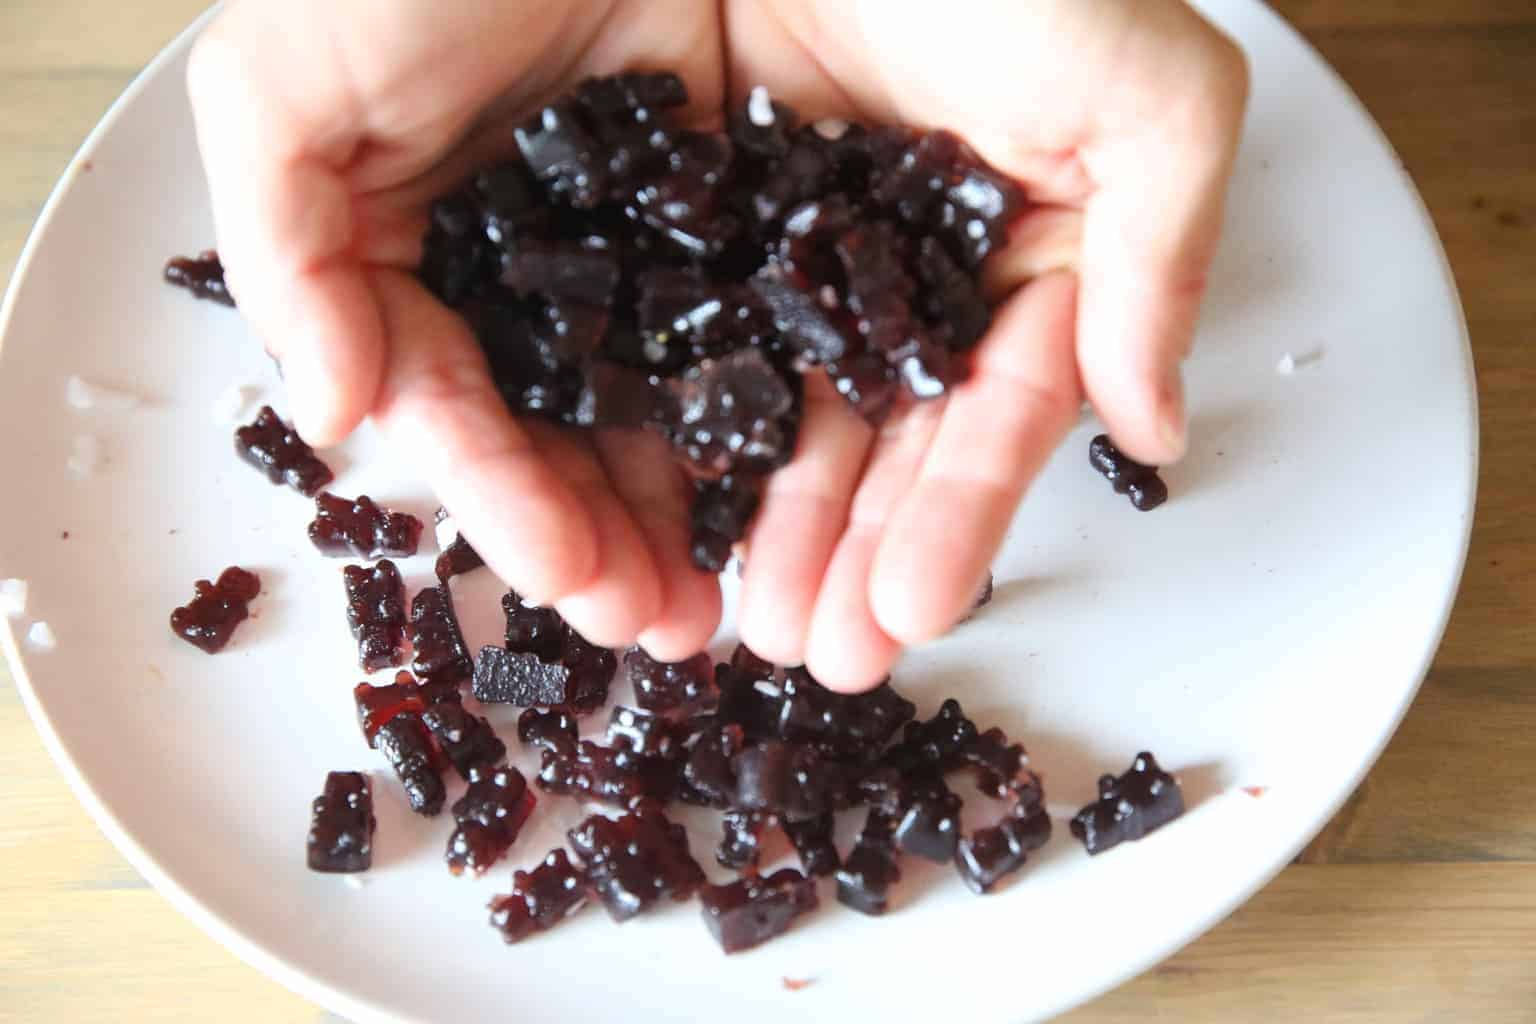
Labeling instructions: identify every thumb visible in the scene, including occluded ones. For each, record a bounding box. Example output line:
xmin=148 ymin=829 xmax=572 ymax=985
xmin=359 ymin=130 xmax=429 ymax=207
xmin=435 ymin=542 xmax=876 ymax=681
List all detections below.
xmin=1075 ymin=9 xmax=1249 ymax=464
xmin=186 ymin=11 xmax=386 ymax=446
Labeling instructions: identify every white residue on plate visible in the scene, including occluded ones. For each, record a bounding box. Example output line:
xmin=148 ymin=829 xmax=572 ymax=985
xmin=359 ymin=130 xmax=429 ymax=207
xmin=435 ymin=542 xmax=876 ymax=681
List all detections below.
xmin=812 ymin=117 xmax=849 ymax=141
xmin=1276 ymin=348 xmax=1324 ymax=375
xmin=0 ymin=579 xmax=27 ymax=618
xmin=211 ymin=383 xmax=261 ymax=423
xmin=66 ymin=435 xmax=101 ymax=479
xmin=26 ymin=620 xmax=57 ymax=651
xmin=65 ymin=375 xmax=141 ymax=411
xmin=747 ymin=85 xmax=775 ymax=128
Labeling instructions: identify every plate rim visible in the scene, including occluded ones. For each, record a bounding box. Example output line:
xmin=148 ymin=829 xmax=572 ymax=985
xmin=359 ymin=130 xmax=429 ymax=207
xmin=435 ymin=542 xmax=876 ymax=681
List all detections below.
xmin=0 ymin=3 xmax=1479 ymax=1022
xmin=0 ymin=9 xmax=417 ymax=1024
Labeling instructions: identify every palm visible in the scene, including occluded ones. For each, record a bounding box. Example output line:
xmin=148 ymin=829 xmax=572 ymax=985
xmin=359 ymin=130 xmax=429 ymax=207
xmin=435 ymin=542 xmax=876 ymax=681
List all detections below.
xmin=346 ymin=2 xmax=730 ymax=658
xmin=713 ymin=3 xmax=1085 ymax=684
xmin=708 ymin=1 xmax=1245 ymax=688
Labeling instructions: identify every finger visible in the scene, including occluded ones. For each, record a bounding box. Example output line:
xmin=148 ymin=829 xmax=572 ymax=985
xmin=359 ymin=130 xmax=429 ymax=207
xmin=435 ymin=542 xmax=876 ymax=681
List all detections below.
xmin=186 ymin=25 xmax=380 ymax=446
xmin=184 ymin=3 xmax=610 ymax=444
xmin=871 ymin=272 xmax=1081 ymax=644
xmin=802 ymin=401 xmax=945 ymax=693
xmin=1075 ymin=23 xmax=1250 ymax=464
xmin=737 ymin=375 xmax=873 ymax=668
xmin=366 ymin=268 xmax=599 ymax=603
xmin=593 ymin=429 xmax=723 ymax=659
xmin=982 ymin=206 xmax=1084 ymax=300
xmin=520 ymin=423 xmax=664 ymax=649
xmin=261 ymin=264 xmax=388 ymax=447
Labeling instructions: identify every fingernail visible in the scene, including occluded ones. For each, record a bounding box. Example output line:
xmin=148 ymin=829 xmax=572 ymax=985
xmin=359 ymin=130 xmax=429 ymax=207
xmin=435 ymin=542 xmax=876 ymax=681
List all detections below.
xmin=1158 ymin=369 xmax=1187 ymax=460
xmin=283 ymin=359 xmax=328 ymax=444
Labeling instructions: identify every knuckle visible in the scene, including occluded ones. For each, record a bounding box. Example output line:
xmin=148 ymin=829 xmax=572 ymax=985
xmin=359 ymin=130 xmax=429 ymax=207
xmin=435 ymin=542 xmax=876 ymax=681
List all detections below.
xmin=1189 ymin=29 xmax=1252 ymax=124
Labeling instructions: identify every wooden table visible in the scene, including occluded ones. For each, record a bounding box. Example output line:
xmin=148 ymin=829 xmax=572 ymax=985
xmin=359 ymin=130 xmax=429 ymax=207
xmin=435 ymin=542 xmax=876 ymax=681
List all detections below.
xmin=1 ymin=2 xmax=1531 ymax=1020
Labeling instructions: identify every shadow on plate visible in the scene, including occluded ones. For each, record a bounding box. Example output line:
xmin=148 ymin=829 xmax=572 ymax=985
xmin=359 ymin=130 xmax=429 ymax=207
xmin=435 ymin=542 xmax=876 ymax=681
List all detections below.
xmin=1158 ymin=403 xmax=1266 ymax=504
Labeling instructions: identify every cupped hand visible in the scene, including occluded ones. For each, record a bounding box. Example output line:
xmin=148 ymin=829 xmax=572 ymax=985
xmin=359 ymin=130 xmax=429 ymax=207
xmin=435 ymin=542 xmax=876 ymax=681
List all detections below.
xmin=726 ymin=0 xmax=1248 ymax=690
xmin=188 ymin=0 xmax=1247 ymax=690
xmin=187 ymin=0 xmax=728 ymax=655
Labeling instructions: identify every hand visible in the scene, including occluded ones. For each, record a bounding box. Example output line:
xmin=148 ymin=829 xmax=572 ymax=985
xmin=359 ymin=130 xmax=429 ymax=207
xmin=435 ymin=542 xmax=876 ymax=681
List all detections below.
xmin=186 ymin=0 xmax=729 ymax=656
xmin=726 ymin=0 xmax=1248 ymax=689
xmin=188 ymin=0 xmax=1247 ymax=690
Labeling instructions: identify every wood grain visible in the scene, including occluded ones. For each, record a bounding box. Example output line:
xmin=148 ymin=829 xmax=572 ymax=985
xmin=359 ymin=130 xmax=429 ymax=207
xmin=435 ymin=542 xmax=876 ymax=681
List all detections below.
xmin=1 ymin=1 xmax=1533 ymax=1021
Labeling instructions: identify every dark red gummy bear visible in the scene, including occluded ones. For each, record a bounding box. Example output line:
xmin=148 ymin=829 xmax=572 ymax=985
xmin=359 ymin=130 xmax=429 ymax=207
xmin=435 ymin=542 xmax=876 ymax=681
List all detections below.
xmin=410 ymin=74 xmax=1028 ymax=568
xmin=835 ymin=810 xmax=902 ymax=916
xmin=435 ymin=533 xmax=484 ymax=580
xmin=235 ymin=406 xmax=333 ymax=497
xmin=409 ymin=584 xmax=472 ymax=689
xmin=501 ymin=591 xmax=565 ymax=661
xmin=1088 ymin=434 xmax=1169 ymax=511
xmin=308 ymin=492 xmax=423 ymax=560
xmin=700 ymin=868 xmax=819 ymax=954
xmin=536 ymin=737 xmax=676 ymax=809
xmin=961 ymin=725 xmax=1028 ymax=799
xmin=666 ymin=349 xmax=798 ymax=478
xmin=164 ymin=250 xmax=234 ymax=306
xmin=606 ymin=706 xmax=686 ymax=759
xmin=559 ymin=629 xmax=618 ymax=711
xmin=783 ymin=812 xmax=840 ymax=877
xmin=306 ymin=771 xmax=375 ymax=873
xmin=777 ymin=669 xmax=915 ymax=757
xmin=517 ymin=707 xmax=580 ymax=750
xmin=890 ymin=697 xmax=979 ymax=776
xmin=729 ymin=643 xmax=776 ymax=678
xmin=433 ymin=508 xmax=484 ymax=581
xmin=343 ymin=561 xmax=406 ymax=671
xmin=374 ymin=713 xmax=446 ymax=816
xmin=474 ymin=605 xmax=616 ymax=712
xmin=714 ymin=664 xmax=785 ymax=741
xmin=489 ymin=848 xmax=588 ymax=943
xmin=679 ymin=721 xmax=745 ymax=808
xmin=892 ymin=776 xmax=963 ymax=863
xmin=501 ymin=592 xmax=618 ymax=711
xmin=446 ymin=763 xmax=537 ymax=876
xmin=624 ymin=647 xmax=717 ymax=715
xmin=170 ymin=566 xmax=260 ymax=654
xmin=424 ymin=702 xmax=507 ymax=780
xmin=1069 ymin=751 xmax=1184 ymax=855
xmin=567 ymin=805 xmax=705 ymax=922
xmin=716 ymin=807 xmax=775 ymax=870
xmin=688 ymin=474 xmax=762 ymax=572
xmin=733 ymin=740 xmax=839 ymax=823
xmin=356 ymin=671 xmax=460 ymax=747
xmin=354 ymin=675 xmax=427 ymax=746
xmin=955 ymin=801 xmax=1052 ymax=894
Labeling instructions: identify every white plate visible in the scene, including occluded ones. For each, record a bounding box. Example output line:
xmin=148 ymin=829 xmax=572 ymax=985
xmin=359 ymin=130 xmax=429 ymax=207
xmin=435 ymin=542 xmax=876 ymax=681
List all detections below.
xmin=0 ymin=3 xmax=1475 ymax=1021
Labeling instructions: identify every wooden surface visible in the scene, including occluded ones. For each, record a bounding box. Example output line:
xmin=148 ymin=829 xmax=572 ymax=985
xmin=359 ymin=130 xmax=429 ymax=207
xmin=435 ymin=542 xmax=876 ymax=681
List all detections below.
xmin=1 ymin=2 xmax=1532 ymax=1021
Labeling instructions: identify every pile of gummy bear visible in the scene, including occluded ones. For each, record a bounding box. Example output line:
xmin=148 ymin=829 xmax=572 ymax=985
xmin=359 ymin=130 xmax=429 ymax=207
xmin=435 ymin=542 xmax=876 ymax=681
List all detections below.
xmin=164 ymin=71 xmax=1181 ymax=956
